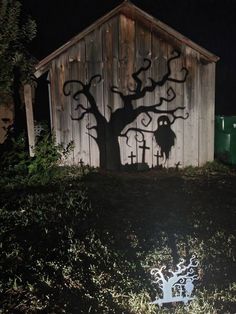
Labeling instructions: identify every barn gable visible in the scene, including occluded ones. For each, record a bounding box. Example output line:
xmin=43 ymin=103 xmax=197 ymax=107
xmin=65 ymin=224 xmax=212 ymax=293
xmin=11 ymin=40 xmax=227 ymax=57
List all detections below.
xmin=25 ymin=1 xmax=219 ymax=170
xmin=34 ymin=1 xmax=218 ymax=77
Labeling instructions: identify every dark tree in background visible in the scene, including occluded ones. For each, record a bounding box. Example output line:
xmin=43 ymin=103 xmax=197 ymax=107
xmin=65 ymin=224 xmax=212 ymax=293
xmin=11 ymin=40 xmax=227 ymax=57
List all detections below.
xmin=0 ymin=0 xmax=36 ymax=135
xmin=63 ymin=50 xmax=189 ymax=170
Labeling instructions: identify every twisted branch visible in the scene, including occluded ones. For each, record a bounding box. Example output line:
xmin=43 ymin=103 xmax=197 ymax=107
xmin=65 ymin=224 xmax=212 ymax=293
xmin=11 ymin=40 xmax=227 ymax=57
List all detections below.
xmin=85 ymin=124 xmax=98 ymax=142
xmin=170 ymin=111 xmax=189 ymax=125
xmin=120 ymin=128 xmax=153 ymax=146
xmin=135 ymin=87 xmax=176 ymax=117
xmin=63 ymin=80 xmax=85 ymax=100
xmin=88 ymin=74 xmax=102 ymax=87
xmin=110 ymin=50 xmax=188 ymax=102
xmin=141 ymin=112 xmax=152 ymax=127
xmin=111 ymin=85 xmax=125 ymax=99
xmin=129 ymin=58 xmax=152 ymax=93
xmin=63 ymin=75 xmax=106 ymax=128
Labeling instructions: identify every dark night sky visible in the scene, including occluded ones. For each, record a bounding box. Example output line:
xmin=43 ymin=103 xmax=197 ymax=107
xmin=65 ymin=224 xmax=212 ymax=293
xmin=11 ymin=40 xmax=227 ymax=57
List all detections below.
xmin=21 ymin=0 xmax=236 ymax=115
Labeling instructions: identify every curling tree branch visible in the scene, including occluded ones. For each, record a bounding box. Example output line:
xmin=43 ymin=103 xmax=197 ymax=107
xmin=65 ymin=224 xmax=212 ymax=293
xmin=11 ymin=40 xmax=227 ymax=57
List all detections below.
xmin=111 ymin=50 xmax=188 ymax=103
xmin=110 ymin=50 xmax=189 ymax=135
xmin=63 ymin=75 xmax=106 ymax=126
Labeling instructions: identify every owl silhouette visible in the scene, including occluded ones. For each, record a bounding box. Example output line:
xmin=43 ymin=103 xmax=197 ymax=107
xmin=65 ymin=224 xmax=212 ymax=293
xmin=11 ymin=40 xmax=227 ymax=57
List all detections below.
xmin=185 ymin=278 xmax=194 ymax=297
xmin=154 ymin=116 xmax=176 ymax=160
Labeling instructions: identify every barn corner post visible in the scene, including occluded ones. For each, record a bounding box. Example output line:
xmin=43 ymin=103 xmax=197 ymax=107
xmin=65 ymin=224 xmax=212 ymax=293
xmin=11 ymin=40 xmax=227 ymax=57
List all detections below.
xmin=23 ymin=83 xmax=35 ymax=157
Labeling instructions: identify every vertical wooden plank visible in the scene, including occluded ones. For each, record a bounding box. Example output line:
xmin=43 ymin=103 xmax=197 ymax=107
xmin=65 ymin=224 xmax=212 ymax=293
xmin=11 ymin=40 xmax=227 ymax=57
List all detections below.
xmin=74 ymin=62 xmax=90 ymax=166
xmin=183 ymin=47 xmax=199 ymax=167
xmin=135 ymin=21 xmax=152 ymax=168
xmin=102 ymin=16 xmax=120 ymax=121
xmin=85 ymin=28 xmax=102 ymax=168
xmin=67 ymin=44 xmax=80 ymax=165
xmin=53 ymin=56 xmax=68 ymax=148
xmin=151 ymin=34 xmax=168 ymax=168
xmin=166 ymin=44 xmax=185 ymax=168
xmin=24 ymin=84 xmax=35 ymax=156
xmin=47 ymin=71 xmax=53 ymax=132
xmin=55 ymin=59 xmax=62 ymax=145
xmin=207 ymin=62 xmax=216 ymax=162
xmin=150 ymin=34 xmax=159 ymax=169
xmin=47 ymin=69 xmax=55 ymax=134
xmin=165 ymin=44 xmax=176 ymax=168
xmin=118 ymin=14 xmax=135 ymax=167
xmin=66 ymin=45 xmax=76 ymax=164
xmin=183 ymin=48 xmax=191 ymax=167
xmin=193 ymin=53 xmax=200 ymax=166
xmin=102 ymin=21 xmax=111 ymax=125
xmin=60 ymin=53 xmax=74 ymax=165
xmin=68 ymin=39 xmax=90 ymax=166
xmin=111 ymin=16 xmax=121 ymax=114
xmin=49 ymin=61 xmax=61 ymax=144
xmin=198 ymin=60 xmax=208 ymax=165
xmin=92 ymin=26 xmax=103 ymax=169
xmin=158 ymin=41 xmax=169 ymax=168
xmin=176 ymin=52 xmax=185 ymax=169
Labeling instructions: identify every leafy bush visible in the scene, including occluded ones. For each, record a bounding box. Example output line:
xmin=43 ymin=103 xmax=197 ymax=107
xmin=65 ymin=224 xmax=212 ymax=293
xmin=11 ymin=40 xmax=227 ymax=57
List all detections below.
xmin=0 ymin=131 xmax=29 ymax=175
xmin=183 ymin=160 xmax=231 ymax=177
xmin=27 ymin=132 xmax=74 ymax=184
xmin=201 ymin=160 xmax=230 ymax=174
xmin=0 ymin=131 xmax=74 ymax=185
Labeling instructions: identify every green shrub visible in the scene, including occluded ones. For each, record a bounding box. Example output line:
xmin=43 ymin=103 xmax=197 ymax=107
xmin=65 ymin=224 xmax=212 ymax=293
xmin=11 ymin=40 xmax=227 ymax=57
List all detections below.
xmin=201 ymin=160 xmax=230 ymax=174
xmin=0 ymin=131 xmax=74 ymax=186
xmin=183 ymin=160 xmax=231 ymax=177
xmin=28 ymin=133 xmax=74 ymax=184
xmin=0 ymin=131 xmax=30 ymax=175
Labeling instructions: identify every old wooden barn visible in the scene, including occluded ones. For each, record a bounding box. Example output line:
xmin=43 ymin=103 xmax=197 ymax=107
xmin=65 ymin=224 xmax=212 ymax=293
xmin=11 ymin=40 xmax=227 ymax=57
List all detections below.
xmin=24 ymin=1 xmax=219 ymax=170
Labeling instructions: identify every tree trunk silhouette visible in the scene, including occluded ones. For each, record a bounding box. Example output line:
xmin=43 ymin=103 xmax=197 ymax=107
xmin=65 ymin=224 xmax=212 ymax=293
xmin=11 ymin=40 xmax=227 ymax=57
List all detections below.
xmin=103 ymin=131 xmax=121 ymax=170
xmin=96 ymin=122 xmax=122 ymax=170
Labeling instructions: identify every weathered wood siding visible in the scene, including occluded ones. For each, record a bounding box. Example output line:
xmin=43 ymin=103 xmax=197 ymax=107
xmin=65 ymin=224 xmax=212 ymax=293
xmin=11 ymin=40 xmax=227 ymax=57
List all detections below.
xmin=48 ymin=13 xmax=215 ymax=169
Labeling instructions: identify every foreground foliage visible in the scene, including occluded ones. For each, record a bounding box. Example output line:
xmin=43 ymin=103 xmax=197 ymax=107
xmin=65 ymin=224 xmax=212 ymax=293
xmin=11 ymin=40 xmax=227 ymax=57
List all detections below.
xmin=0 ymin=0 xmax=36 ymax=96
xmin=0 ymin=131 xmax=73 ymax=185
xmin=0 ymin=169 xmax=236 ymax=313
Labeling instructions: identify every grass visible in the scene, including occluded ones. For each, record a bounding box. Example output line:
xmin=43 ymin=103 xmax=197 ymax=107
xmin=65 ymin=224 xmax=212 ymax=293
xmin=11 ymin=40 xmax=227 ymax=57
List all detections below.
xmin=0 ymin=165 xmax=236 ymax=313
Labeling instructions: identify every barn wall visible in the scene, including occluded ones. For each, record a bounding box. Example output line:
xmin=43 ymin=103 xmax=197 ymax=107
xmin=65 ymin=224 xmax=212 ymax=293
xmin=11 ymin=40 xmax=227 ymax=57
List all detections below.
xmin=48 ymin=13 xmax=215 ymax=169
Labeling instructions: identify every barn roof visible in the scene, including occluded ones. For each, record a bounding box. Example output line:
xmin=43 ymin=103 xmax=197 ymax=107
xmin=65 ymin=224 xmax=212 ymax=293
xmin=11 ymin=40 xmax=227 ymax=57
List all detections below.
xmin=35 ymin=0 xmax=219 ymax=78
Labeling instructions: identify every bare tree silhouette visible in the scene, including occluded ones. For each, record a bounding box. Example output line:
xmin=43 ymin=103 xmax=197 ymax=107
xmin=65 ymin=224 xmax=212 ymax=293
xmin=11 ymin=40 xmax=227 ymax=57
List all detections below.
xmin=63 ymin=50 xmax=189 ymax=170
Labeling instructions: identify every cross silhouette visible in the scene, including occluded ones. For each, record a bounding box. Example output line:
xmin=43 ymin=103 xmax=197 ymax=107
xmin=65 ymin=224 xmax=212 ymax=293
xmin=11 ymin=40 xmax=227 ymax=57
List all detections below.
xmin=128 ymin=151 xmax=136 ymax=164
xmin=79 ymin=158 xmax=84 ymax=167
xmin=175 ymin=161 xmax=181 ymax=170
xmin=154 ymin=150 xmax=162 ymax=167
xmin=139 ymin=140 xmax=150 ymax=163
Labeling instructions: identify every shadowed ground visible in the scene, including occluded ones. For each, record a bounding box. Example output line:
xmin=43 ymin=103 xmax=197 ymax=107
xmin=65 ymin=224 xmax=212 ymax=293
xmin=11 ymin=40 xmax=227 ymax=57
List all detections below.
xmin=1 ymin=167 xmax=236 ymax=313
